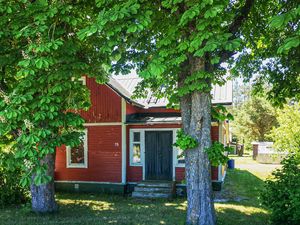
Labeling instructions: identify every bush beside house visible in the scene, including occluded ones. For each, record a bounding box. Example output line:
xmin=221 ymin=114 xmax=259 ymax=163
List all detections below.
xmin=261 ymin=155 xmax=300 ymax=225
xmin=0 ymin=151 xmax=28 ymax=207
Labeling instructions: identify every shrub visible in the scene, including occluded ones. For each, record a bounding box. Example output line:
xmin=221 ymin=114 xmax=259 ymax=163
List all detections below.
xmin=0 ymin=151 xmax=29 ymax=207
xmin=260 ymin=154 xmax=300 ymax=225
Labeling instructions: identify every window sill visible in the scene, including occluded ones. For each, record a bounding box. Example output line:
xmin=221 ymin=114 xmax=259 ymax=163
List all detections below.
xmin=175 ymin=164 xmax=185 ymax=168
xmin=66 ymin=164 xmax=88 ymax=169
xmin=129 ymin=164 xmax=142 ymax=167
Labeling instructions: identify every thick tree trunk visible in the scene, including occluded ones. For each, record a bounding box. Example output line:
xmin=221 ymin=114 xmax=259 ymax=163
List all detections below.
xmin=30 ymin=153 xmax=58 ymax=213
xmin=180 ymin=58 xmax=216 ymax=225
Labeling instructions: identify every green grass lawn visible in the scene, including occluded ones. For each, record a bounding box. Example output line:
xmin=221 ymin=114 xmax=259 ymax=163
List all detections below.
xmin=0 ymin=156 xmax=279 ymax=225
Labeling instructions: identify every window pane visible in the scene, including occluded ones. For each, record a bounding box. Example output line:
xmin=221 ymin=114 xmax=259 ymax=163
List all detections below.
xmin=70 ymin=142 xmax=85 ymax=164
xmin=177 ymin=149 xmax=185 ymax=164
xmin=133 ymin=132 xmax=140 ymax=142
xmin=133 ymin=143 xmax=141 ymax=164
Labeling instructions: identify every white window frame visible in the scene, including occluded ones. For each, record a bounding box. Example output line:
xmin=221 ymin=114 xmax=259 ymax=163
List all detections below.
xmin=66 ymin=129 xmax=88 ymax=168
xmin=173 ymin=128 xmax=185 ymax=167
xmin=129 ymin=129 xmax=144 ymax=166
xmin=78 ymin=76 xmax=86 ymax=85
xmin=71 ymin=76 xmax=86 ymax=85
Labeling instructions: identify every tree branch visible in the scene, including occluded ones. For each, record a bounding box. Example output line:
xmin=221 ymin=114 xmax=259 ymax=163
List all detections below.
xmin=217 ymin=0 xmax=255 ymax=65
xmin=229 ymin=0 xmax=255 ymax=35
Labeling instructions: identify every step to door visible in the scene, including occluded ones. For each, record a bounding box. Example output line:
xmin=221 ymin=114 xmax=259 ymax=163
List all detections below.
xmin=132 ymin=191 xmax=173 ymax=199
xmin=137 ymin=180 xmax=174 ymax=188
xmin=134 ymin=186 xmax=173 ymax=193
xmin=132 ymin=181 xmax=175 ymax=199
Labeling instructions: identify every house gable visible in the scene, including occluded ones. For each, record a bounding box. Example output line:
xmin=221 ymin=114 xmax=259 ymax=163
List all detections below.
xmin=80 ymin=77 xmax=122 ymax=123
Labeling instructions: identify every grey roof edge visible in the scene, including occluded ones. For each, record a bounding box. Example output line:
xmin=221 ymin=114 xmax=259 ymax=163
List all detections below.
xmin=107 ymin=77 xmax=145 ymax=108
xmin=107 ymin=76 xmax=233 ymax=108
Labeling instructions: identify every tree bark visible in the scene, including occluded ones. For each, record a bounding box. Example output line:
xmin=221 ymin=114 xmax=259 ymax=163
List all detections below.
xmin=30 ymin=153 xmax=58 ymax=213
xmin=181 ymin=58 xmax=215 ymax=225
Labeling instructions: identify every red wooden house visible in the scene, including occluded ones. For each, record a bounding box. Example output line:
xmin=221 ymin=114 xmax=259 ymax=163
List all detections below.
xmin=55 ymin=75 xmax=232 ymax=194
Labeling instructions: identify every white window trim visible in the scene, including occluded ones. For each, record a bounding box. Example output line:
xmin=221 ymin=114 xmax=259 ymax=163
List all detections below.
xmin=71 ymin=76 xmax=86 ymax=85
xmin=129 ymin=129 xmax=144 ymax=166
xmin=173 ymin=128 xmax=185 ymax=167
xmin=66 ymin=129 xmax=88 ymax=168
xmin=78 ymin=76 xmax=86 ymax=85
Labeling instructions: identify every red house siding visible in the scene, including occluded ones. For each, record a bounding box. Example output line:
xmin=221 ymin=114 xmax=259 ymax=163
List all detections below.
xmin=175 ymin=167 xmax=185 ymax=181
xmin=211 ymin=126 xmax=219 ymax=142
xmin=80 ymin=78 xmax=121 ymax=123
xmin=55 ymin=126 xmax=122 ymax=182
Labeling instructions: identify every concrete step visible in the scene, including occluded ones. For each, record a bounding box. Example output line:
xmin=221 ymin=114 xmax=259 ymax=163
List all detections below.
xmin=137 ymin=181 xmax=174 ymax=188
xmin=134 ymin=186 xmax=173 ymax=193
xmin=132 ymin=191 xmax=173 ymax=199
xmin=132 ymin=181 xmax=175 ymax=199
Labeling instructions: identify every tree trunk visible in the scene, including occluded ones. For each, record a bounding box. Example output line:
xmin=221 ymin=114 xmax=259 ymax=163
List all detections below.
xmin=180 ymin=58 xmax=216 ymax=225
xmin=30 ymin=153 xmax=58 ymax=213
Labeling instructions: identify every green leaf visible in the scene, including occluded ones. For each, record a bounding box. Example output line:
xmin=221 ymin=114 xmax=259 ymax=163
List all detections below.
xmin=211 ymin=56 xmax=220 ymax=65
xmin=127 ymin=24 xmax=137 ymax=33
xmin=35 ymin=59 xmax=43 ymax=69
xmin=7 ymin=6 xmax=12 ymax=14
xmin=204 ymin=8 xmax=217 ymax=18
xmin=270 ymin=14 xmax=286 ymax=29
xmin=87 ymin=25 xmax=98 ymax=37
xmin=20 ymin=176 xmax=30 ymax=187
xmin=18 ymin=60 xmax=30 ymax=67
xmin=278 ymin=37 xmax=300 ymax=54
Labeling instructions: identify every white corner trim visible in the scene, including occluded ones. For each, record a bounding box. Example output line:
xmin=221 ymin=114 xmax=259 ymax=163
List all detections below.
xmin=66 ymin=129 xmax=88 ymax=169
xmin=121 ymin=98 xmax=127 ymax=184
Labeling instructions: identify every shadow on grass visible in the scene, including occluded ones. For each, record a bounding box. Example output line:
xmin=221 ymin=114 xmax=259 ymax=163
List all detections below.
xmin=218 ymin=168 xmax=266 ymax=205
xmin=0 ymin=193 xmax=187 ymax=225
xmin=0 ymin=169 xmax=270 ymax=225
xmin=216 ymin=205 xmax=270 ymax=225
xmin=215 ymin=168 xmax=270 ymax=225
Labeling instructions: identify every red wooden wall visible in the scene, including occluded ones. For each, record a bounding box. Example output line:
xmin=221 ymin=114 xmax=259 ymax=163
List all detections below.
xmin=55 ymin=126 xmax=122 ymax=182
xmin=80 ymin=78 xmax=121 ymax=123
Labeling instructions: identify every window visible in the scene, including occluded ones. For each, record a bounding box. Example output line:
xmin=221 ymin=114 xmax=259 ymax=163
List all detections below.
xmin=130 ymin=130 xmax=143 ymax=166
xmin=66 ymin=129 xmax=88 ymax=168
xmin=177 ymin=148 xmax=185 ymax=165
xmin=78 ymin=76 xmax=86 ymax=85
xmin=175 ymin=129 xmax=185 ymax=166
xmin=71 ymin=76 xmax=86 ymax=85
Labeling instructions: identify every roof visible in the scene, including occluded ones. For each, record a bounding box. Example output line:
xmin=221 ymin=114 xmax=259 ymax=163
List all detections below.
xmin=126 ymin=112 xmax=219 ymax=124
xmin=108 ymin=74 xmax=232 ymax=108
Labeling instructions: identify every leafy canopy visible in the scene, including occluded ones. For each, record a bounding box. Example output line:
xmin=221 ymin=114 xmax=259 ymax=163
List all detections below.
xmin=79 ymin=0 xmax=247 ymax=105
xmin=270 ymin=103 xmax=300 ymax=155
xmin=233 ymin=1 xmax=300 ymax=105
xmin=0 ymin=0 xmax=106 ymax=186
xmin=231 ymin=95 xmax=278 ymax=149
